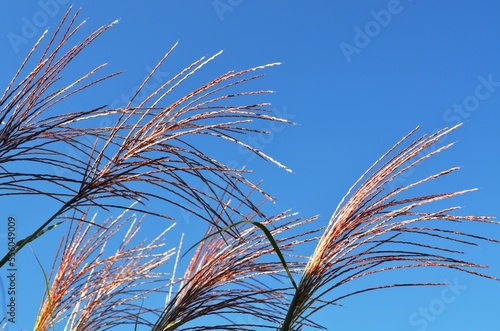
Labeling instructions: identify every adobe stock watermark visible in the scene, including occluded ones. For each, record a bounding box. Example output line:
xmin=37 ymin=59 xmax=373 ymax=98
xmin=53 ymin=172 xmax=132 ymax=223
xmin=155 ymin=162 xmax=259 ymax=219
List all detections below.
xmin=7 ymin=0 xmax=70 ymax=54
xmin=0 ymin=216 xmax=19 ymax=327
xmin=388 ymin=73 xmax=498 ymax=191
xmin=443 ymin=74 xmax=500 ymax=125
xmin=339 ymin=0 xmax=408 ymax=63
xmin=213 ymin=0 xmax=243 ymax=22
xmin=0 ymin=229 xmax=7 ymax=328
xmin=408 ymin=278 xmax=467 ymax=331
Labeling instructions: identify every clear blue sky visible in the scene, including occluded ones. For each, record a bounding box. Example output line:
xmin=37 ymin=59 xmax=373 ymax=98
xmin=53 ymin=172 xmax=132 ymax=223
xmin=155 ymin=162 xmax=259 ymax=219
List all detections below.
xmin=1 ymin=1 xmax=500 ymax=330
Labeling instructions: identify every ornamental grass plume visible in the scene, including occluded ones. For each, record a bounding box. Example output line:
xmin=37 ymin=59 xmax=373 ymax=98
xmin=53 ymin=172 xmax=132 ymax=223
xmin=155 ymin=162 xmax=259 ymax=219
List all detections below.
xmin=0 ymin=7 xmax=290 ymax=267
xmin=152 ymin=193 xmax=320 ymax=331
xmin=34 ymin=205 xmax=176 ymax=331
xmin=278 ymin=124 xmax=499 ymax=330
xmin=1 ymin=6 xmax=499 ymax=331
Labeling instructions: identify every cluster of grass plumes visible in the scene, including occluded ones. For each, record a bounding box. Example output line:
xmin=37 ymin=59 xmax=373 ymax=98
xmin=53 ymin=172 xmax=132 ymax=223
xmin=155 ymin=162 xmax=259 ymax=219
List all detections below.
xmin=1 ymin=6 xmax=499 ymax=331
xmin=21 ymin=123 xmax=496 ymax=331
xmin=153 ymin=195 xmax=320 ymax=331
xmin=0 ymin=6 xmax=290 ymax=268
xmin=34 ymin=205 xmax=176 ymax=330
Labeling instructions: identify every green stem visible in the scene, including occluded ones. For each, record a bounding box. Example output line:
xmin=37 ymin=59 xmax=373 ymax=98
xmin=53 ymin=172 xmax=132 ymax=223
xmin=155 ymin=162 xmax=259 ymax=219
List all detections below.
xmin=280 ymin=287 xmax=301 ymax=331
xmin=0 ymin=201 xmax=72 ymax=268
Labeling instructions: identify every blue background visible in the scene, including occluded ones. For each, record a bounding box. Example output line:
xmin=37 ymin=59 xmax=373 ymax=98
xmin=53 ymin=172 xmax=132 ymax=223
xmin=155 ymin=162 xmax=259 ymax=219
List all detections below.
xmin=1 ymin=1 xmax=499 ymax=330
